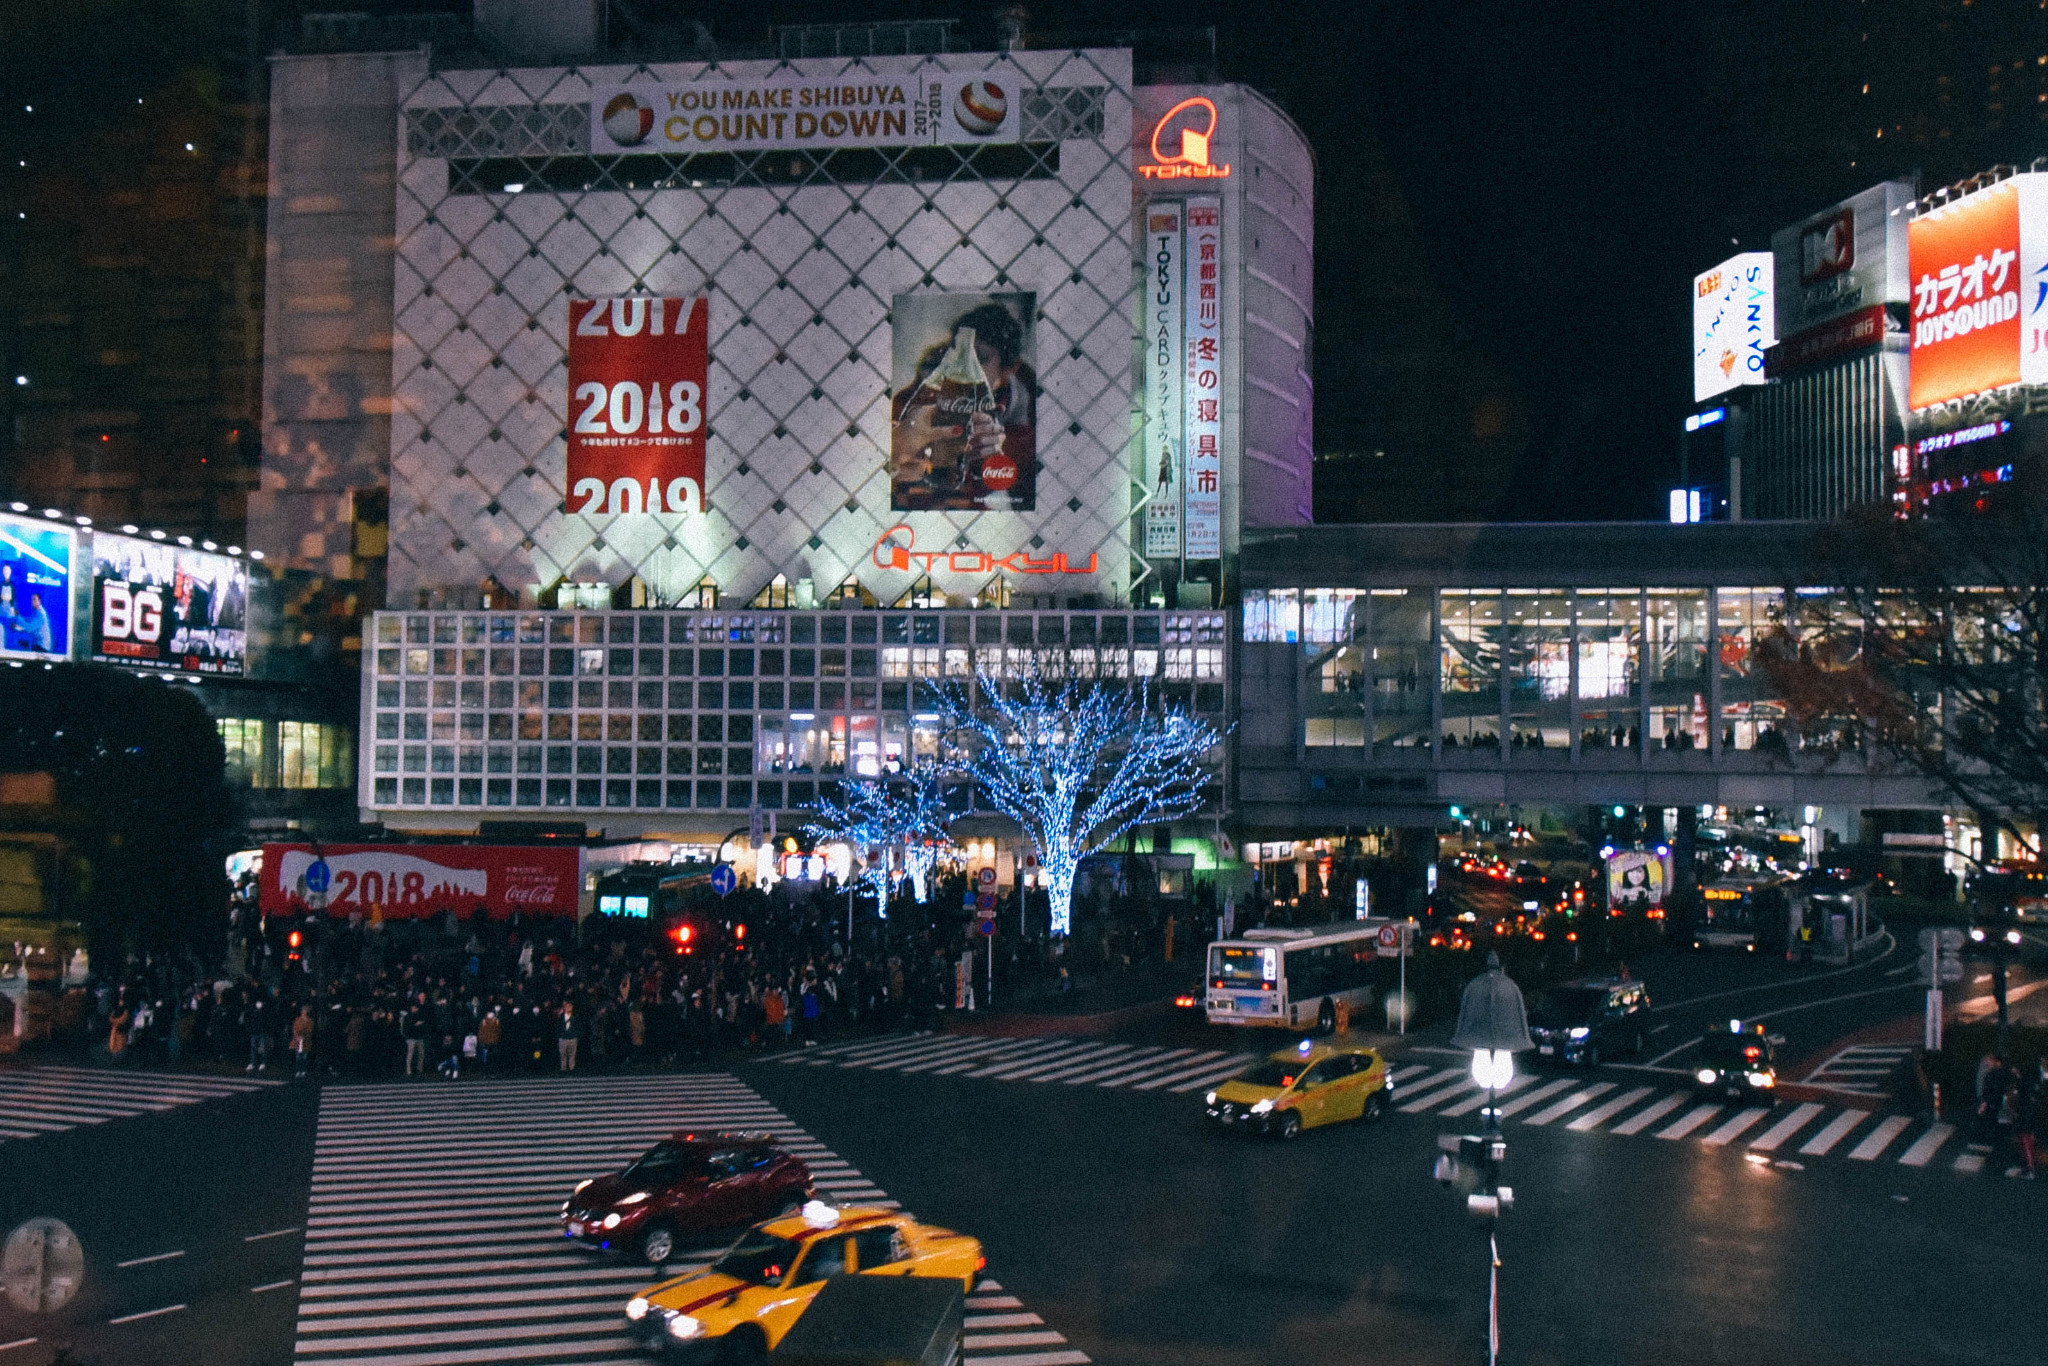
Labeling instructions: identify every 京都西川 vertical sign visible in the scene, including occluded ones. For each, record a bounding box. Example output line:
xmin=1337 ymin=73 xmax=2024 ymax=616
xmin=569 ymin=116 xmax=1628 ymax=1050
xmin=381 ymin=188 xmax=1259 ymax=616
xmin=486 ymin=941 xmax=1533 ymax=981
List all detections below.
xmin=1144 ymin=206 xmax=1183 ymax=559
xmin=1182 ymin=198 xmax=1222 ymax=559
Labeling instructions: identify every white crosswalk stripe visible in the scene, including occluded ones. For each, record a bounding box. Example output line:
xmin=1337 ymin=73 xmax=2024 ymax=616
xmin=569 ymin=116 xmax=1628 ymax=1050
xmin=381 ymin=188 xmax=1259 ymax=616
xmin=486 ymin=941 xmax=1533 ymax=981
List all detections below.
xmin=1801 ymin=1044 xmax=1914 ymax=1096
xmin=773 ymin=1033 xmax=1262 ymax=1096
xmin=0 ymin=1064 xmax=277 ymax=1141
xmin=291 ymin=1075 xmax=1087 ymax=1366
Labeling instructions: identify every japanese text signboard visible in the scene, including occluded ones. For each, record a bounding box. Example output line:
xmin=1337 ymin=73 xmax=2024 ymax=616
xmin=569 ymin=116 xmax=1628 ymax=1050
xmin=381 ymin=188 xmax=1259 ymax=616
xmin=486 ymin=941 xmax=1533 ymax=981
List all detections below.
xmin=1144 ymin=205 xmax=1184 ymax=558
xmin=1907 ymin=173 xmax=2048 ymax=409
xmin=565 ymin=296 xmax=709 ymax=518
xmin=1182 ymin=197 xmax=1222 ymax=560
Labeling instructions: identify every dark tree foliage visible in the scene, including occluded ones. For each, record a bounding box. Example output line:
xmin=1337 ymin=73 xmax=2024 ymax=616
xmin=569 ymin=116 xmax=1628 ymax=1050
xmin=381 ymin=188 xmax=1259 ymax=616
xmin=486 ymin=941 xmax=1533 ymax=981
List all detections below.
xmin=1765 ymin=499 xmax=2048 ymax=864
xmin=0 ymin=664 xmax=234 ymax=965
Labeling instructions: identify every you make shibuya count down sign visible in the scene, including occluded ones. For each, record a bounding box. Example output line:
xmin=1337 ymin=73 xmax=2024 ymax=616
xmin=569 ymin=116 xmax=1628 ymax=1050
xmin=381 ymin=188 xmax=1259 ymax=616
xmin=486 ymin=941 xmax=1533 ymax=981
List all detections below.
xmin=566 ymin=296 xmax=709 ymax=517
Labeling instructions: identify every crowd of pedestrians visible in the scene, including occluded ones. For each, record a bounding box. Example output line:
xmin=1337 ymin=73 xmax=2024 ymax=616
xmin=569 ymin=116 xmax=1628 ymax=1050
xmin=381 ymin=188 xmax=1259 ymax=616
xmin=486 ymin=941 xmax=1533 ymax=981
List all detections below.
xmin=77 ymin=872 xmax=1121 ymax=1081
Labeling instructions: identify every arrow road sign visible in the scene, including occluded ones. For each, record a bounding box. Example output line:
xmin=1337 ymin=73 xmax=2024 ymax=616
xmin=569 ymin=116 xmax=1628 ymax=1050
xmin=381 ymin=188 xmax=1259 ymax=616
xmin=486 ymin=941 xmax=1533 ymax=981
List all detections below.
xmin=710 ymin=864 xmax=737 ymax=897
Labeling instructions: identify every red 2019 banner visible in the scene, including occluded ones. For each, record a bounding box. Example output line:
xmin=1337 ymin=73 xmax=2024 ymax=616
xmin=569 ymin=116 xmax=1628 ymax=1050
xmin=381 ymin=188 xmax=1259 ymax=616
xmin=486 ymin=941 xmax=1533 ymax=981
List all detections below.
xmin=566 ymin=295 xmax=709 ymax=516
xmin=260 ymin=843 xmax=583 ymax=918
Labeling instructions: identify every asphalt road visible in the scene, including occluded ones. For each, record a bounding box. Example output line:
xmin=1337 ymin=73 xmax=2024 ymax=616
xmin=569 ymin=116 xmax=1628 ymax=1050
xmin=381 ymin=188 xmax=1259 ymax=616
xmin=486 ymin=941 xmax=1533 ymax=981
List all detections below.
xmin=743 ymin=1057 xmax=2048 ymax=1366
xmin=0 ymin=1081 xmax=317 ymax=1366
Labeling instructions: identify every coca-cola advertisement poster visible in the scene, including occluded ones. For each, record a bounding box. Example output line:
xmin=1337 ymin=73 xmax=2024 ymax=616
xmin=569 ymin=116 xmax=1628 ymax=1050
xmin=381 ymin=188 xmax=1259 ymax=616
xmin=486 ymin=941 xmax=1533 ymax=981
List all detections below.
xmin=260 ymin=843 xmax=583 ymax=918
xmin=888 ymin=292 xmax=1037 ymax=511
xmin=565 ymin=295 xmax=708 ymax=519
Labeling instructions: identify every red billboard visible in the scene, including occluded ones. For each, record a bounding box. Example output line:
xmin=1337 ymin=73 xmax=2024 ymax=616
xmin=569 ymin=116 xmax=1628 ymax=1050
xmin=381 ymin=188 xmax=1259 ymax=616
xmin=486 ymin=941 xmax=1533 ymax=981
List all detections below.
xmin=566 ymin=295 xmax=708 ymax=517
xmin=260 ymin=843 xmax=582 ymax=918
xmin=1909 ymin=182 xmax=2022 ymax=408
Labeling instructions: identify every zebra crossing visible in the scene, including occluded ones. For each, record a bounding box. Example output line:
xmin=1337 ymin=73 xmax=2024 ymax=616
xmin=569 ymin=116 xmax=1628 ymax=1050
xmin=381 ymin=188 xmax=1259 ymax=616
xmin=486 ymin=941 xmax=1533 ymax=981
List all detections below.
xmin=1801 ymin=1044 xmax=1914 ymax=1096
xmin=293 ymin=1073 xmax=1088 ymax=1366
xmin=0 ymin=1064 xmax=278 ymax=1141
xmin=773 ymin=1032 xmax=1261 ymax=1093
xmin=1384 ymin=1061 xmax=1994 ymax=1174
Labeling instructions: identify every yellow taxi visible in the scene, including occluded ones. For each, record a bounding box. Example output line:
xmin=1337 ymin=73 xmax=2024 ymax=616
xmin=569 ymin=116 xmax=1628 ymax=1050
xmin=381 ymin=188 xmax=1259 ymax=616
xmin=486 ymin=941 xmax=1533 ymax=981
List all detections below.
xmin=1203 ymin=1039 xmax=1392 ymax=1139
xmin=624 ymin=1201 xmax=984 ymax=1360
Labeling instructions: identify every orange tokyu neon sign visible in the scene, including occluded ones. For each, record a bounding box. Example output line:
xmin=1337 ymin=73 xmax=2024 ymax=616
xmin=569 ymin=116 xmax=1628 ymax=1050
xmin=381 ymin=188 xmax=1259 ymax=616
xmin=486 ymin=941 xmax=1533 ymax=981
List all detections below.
xmin=1139 ymin=96 xmax=1231 ymax=180
xmin=872 ymin=525 xmax=1098 ymax=576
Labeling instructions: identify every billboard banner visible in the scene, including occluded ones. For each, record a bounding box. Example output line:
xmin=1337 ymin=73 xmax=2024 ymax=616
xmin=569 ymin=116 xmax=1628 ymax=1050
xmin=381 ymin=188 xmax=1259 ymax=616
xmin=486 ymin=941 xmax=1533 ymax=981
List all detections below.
xmin=565 ymin=295 xmax=709 ymax=518
xmin=1143 ymin=205 xmax=1184 ymax=559
xmin=889 ymin=292 xmax=1038 ymax=512
xmin=259 ymin=843 xmax=582 ymax=918
xmin=90 ymin=533 xmax=248 ymax=675
xmin=1182 ymin=198 xmax=1222 ymax=559
xmin=1606 ymin=849 xmax=1672 ymax=911
xmin=1772 ymin=181 xmax=1912 ymax=366
xmin=1907 ymin=173 xmax=2048 ymax=409
xmin=1693 ymin=252 xmax=1774 ymax=402
xmin=0 ymin=514 xmax=73 ymax=661
xmin=591 ymin=74 xmax=1023 ymax=155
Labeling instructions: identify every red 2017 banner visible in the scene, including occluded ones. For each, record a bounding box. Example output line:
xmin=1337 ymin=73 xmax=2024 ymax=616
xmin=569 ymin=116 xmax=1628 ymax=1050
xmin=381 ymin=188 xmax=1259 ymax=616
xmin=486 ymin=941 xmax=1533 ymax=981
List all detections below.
xmin=566 ymin=295 xmax=709 ymax=516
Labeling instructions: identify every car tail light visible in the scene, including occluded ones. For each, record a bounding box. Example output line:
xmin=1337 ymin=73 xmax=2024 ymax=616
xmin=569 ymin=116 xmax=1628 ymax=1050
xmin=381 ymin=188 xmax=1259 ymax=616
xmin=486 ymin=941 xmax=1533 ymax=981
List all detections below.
xmin=975 ymin=1255 xmax=987 ymax=1270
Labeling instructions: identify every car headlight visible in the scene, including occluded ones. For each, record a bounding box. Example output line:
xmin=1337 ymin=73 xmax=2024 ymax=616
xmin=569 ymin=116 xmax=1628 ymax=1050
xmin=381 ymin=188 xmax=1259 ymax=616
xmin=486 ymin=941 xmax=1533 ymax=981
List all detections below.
xmin=1567 ymin=1027 xmax=1590 ymax=1040
xmin=616 ymin=1192 xmax=649 ymax=1207
xmin=603 ymin=1213 xmax=622 ymax=1230
xmin=2008 ymin=929 xmax=2024 ymax=946
xmin=1696 ymin=1068 xmax=1718 ymax=1084
xmin=1249 ymin=1099 xmax=1274 ymax=1115
xmin=560 ymin=1201 xmax=571 ymax=1217
xmin=667 ymin=1314 xmax=704 ymax=1341
xmin=625 ymin=1297 xmax=650 ymax=1321
xmin=1205 ymin=1091 xmax=1217 ymax=1106
xmin=1747 ymin=1071 xmax=1774 ymax=1088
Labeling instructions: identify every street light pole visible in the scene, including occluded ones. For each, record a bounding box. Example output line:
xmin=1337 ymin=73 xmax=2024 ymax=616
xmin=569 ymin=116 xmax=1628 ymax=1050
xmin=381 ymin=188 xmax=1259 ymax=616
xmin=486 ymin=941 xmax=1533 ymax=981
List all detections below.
xmin=1444 ymin=951 xmax=1532 ymax=1366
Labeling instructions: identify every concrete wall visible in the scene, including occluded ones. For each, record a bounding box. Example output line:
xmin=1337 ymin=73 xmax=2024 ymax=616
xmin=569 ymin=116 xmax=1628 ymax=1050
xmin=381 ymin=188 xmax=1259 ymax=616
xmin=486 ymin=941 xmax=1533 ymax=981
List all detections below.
xmin=254 ymin=50 xmax=423 ymax=580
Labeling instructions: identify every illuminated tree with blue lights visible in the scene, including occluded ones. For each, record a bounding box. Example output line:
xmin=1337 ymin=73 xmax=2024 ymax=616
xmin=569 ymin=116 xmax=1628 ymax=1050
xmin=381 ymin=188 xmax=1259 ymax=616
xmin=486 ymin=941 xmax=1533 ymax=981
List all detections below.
xmin=802 ymin=763 xmax=954 ymax=910
xmin=936 ymin=674 xmax=1222 ymax=938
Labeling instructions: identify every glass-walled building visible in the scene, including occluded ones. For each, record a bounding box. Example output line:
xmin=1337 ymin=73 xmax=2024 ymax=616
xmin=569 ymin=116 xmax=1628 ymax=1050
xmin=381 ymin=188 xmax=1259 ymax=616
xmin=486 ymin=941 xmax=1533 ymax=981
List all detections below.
xmin=1234 ymin=522 xmax=1950 ymax=837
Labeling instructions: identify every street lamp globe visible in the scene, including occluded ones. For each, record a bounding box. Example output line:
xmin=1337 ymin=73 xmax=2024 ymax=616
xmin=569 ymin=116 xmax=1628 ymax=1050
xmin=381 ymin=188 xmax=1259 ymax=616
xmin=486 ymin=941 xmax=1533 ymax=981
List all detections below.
xmin=1451 ymin=951 xmax=1533 ymax=1090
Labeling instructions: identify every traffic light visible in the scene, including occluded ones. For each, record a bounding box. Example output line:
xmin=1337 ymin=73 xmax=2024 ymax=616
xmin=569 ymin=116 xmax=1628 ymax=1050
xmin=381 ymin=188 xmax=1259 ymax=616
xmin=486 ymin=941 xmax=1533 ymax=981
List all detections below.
xmin=287 ymin=929 xmax=303 ymax=965
xmin=1449 ymin=806 xmax=1463 ymax=820
xmin=734 ymin=923 xmax=747 ymax=944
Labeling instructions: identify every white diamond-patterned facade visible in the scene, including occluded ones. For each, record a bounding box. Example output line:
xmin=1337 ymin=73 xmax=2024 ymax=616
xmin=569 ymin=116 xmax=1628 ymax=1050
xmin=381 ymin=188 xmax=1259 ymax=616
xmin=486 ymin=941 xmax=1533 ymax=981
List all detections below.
xmin=388 ymin=49 xmax=1139 ymax=610
xmin=256 ymin=37 xmax=1312 ymax=833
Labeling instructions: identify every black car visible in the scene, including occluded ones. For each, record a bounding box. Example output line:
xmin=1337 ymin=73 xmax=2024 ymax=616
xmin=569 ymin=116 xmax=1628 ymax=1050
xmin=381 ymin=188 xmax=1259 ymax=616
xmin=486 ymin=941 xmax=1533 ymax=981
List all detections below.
xmin=1693 ymin=1022 xmax=1778 ymax=1105
xmin=1526 ymin=979 xmax=1651 ymax=1066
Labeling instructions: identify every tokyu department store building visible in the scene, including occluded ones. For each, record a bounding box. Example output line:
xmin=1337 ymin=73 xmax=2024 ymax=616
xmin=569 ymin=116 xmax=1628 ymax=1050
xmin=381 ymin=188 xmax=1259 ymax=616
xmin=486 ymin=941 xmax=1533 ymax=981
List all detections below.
xmin=256 ymin=16 xmax=1314 ymax=837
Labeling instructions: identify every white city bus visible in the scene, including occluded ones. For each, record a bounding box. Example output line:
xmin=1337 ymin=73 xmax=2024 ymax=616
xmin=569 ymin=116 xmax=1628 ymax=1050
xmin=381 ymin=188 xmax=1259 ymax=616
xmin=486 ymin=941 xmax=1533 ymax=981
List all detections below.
xmin=1206 ymin=925 xmax=1382 ymax=1031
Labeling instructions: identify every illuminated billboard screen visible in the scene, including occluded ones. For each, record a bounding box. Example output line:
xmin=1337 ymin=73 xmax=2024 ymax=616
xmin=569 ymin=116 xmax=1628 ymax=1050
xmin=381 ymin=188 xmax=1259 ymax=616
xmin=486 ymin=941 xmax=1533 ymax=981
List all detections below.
xmin=90 ymin=533 xmax=248 ymax=675
xmin=1907 ymin=173 xmax=2048 ymax=409
xmin=0 ymin=514 xmax=74 ymax=661
xmin=889 ymin=292 xmax=1038 ymax=512
xmin=1692 ymin=252 xmax=1774 ymax=402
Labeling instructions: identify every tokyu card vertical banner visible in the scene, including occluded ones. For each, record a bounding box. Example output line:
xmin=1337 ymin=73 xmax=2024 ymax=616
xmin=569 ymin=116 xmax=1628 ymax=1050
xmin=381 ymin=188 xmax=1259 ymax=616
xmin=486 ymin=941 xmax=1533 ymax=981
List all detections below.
xmin=1182 ymin=198 xmax=1223 ymax=559
xmin=566 ymin=295 xmax=708 ymax=516
xmin=1143 ymin=205 xmax=1184 ymax=559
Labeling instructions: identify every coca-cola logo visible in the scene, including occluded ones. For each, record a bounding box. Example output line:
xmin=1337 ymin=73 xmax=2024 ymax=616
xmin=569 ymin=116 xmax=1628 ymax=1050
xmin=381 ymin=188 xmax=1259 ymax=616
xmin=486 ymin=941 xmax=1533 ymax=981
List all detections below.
xmin=502 ymin=884 xmax=560 ymax=905
xmin=981 ymin=455 xmax=1018 ymax=490
xmin=930 ymin=393 xmax=993 ymax=415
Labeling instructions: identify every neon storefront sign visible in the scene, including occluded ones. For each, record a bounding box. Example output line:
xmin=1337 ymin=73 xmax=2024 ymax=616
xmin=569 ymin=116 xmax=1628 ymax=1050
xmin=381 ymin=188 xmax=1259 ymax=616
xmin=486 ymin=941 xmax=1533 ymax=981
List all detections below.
xmin=1139 ymin=96 xmax=1231 ymax=180
xmin=871 ymin=525 xmax=1098 ymax=576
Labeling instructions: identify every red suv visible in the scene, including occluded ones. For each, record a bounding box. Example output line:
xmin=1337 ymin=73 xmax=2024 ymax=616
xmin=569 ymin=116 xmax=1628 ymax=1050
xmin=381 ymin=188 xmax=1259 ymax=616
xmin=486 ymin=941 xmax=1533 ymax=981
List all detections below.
xmin=561 ymin=1132 xmax=814 ymax=1265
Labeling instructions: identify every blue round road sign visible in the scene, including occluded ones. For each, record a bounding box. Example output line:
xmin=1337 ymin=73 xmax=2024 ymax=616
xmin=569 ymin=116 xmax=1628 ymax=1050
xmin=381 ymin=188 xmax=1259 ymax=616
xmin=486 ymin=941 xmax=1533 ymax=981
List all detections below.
xmin=710 ymin=863 xmax=737 ymax=897
xmin=304 ymin=859 xmax=332 ymax=895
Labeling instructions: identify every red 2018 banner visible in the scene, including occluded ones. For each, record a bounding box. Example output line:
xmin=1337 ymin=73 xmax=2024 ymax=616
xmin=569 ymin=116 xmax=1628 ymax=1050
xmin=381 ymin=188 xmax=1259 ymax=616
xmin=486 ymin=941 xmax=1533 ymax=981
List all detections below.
xmin=566 ymin=295 xmax=709 ymax=516
xmin=260 ymin=843 xmax=583 ymax=918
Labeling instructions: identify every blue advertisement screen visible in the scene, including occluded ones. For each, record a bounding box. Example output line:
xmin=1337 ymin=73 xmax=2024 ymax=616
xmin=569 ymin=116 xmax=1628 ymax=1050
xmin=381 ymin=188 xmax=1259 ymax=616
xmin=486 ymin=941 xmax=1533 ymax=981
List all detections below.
xmin=0 ymin=515 xmax=74 ymax=660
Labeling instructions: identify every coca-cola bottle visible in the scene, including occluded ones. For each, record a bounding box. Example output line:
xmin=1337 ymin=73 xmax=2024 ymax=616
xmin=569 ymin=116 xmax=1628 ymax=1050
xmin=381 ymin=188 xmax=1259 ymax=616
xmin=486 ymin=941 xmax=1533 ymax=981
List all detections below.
xmin=909 ymin=326 xmax=998 ymax=495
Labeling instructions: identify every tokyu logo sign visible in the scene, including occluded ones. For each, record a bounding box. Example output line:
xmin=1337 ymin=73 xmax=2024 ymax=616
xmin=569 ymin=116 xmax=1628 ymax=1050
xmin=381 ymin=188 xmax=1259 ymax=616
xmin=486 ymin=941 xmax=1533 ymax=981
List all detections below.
xmin=1140 ymin=97 xmax=1231 ymax=181
xmin=871 ymin=525 xmax=1097 ymax=576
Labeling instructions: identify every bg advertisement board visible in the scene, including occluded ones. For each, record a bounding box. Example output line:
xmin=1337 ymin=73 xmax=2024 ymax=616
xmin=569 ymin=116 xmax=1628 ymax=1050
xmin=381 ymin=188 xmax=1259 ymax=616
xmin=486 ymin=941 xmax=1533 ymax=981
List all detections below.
xmin=0 ymin=514 xmax=73 ymax=661
xmin=260 ymin=843 xmax=582 ymax=918
xmin=591 ymin=73 xmax=1023 ymax=155
xmin=1771 ymin=181 xmax=1912 ymax=368
xmin=1907 ymin=173 xmax=2048 ymax=409
xmin=1693 ymin=252 xmax=1774 ymax=402
xmin=90 ymin=533 xmax=248 ymax=675
xmin=889 ymin=292 xmax=1038 ymax=511
xmin=565 ymin=296 xmax=709 ymax=517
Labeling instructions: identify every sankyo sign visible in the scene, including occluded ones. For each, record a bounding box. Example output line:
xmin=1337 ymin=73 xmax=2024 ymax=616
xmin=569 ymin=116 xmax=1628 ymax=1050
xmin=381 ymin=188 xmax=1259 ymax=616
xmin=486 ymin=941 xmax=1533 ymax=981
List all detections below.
xmin=566 ymin=296 xmax=709 ymax=517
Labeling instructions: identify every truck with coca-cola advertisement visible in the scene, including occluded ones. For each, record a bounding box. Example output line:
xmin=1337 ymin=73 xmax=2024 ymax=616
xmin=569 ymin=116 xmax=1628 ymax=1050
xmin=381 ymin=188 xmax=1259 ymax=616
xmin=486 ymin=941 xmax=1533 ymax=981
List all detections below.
xmin=258 ymin=843 xmax=582 ymax=919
